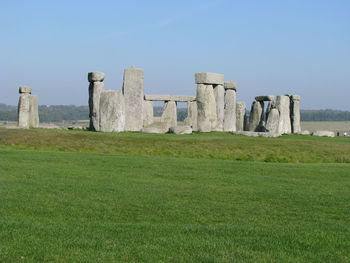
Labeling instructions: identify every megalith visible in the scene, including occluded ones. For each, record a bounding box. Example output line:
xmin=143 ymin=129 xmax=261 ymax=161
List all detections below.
xmin=248 ymin=101 xmax=264 ymax=132
xmin=143 ymin=100 xmax=154 ymax=127
xmin=161 ymin=100 xmax=177 ymax=130
xmin=223 ymin=81 xmax=237 ymax=132
xmin=185 ymin=101 xmax=198 ymax=131
xmin=99 ymin=90 xmax=125 ymax=132
xmin=88 ymin=72 xmax=105 ymax=131
xmin=17 ymin=86 xmax=39 ymax=128
xmin=236 ymin=101 xmax=246 ymax=132
xmin=122 ymin=66 xmax=144 ymax=131
xmin=213 ymin=84 xmax=225 ymax=131
xmin=276 ymin=95 xmax=291 ymax=134
xmin=265 ymin=108 xmax=280 ymax=134
xmin=290 ymin=95 xmax=301 ymax=134
xmin=196 ymin=84 xmax=217 ymax=132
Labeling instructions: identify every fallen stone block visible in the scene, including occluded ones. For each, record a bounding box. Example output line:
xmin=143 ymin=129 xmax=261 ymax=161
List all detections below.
xmin=169 ymin=125 xmax=192 ymax=134
xmin=142 ymin=122 xmax=169 ymax=134
xmin=299 ymin=130 xmax=311 ymax=135
xmin=195 ymin=72 xmax=224 ymax=85
xmin=312 ymin=131 xmax=335 ymax=137
xmin=235 ymin=131 xmax=281 ymax=138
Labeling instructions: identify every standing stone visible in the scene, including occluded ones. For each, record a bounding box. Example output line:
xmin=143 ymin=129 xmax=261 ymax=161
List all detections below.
xmin=248 ymin=101 xmax=264 ymax=132
xmin=99 ymin=90 xmax=125 ymax=132
xmin=122 ymin=66 xmax=144 ymax=131
xmin=184 ymin=101 xmax=198 ymax=131
xmin=276 ymin=95 xmax=291 ymax=134
xmin=88 ymin=72 xmax=105 ymax=131
xmin=29 ymin=95 xmax=39 ymax=128
xmin=223 ymin=89 xmax=237 ymax=132
xmin=161 ymin=101 xmax=177 ymax=130
xmin=213 ymin=85 xmax=225 ymax=131
xmin=196 ymin=84 xmax=217 ymax=132
xmin=290 ymin=95 xmax=301 ymax=134
xmin=236 ymin=102 xmax=246 ymax=132
xmin=143 ymin=100 xmax=154 ymax=127
xmin=265 ymin=108 xmax=280 ymax=134
xmin=243 ymin=112 xmax=249 ymax=131
xmin=18 ymin=93 xmax=30 ymax=128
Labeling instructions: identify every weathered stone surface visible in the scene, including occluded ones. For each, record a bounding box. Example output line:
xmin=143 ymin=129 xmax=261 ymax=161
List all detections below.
xmin=235 ymin=131 xmax=281 ymax=138
xmin=265 ymin=108 xmax=279 ymax=133
xmin=196 ymin=84 xmax=217 ymax=132
xmin=248 ymin=101 xmax=264 ymax=132
xmin=142 ymin=122 xmax=169 ymax=134
xmin=99 ymin=90 xmax=125 ymax=132
xmin=161 ymin=101 xmax=177 ymax=129
xmin=88 ymin=81 xmax=104 ymax=131
xmin=143 ymin=100 xmax=154 ymax=127
xmin=312 ymin=131 xmax=335 ymax=137
xmin=300 ymin=130 xmax=311 ymax=135
xmin=276 ymin=95 xmax=291 ymax=134
xmin=195 ymin=72 xmax=224 ymax=85
xmin=290 ymin=95 xmax=301 ymax=134
xmin=169 ymin=125 xmax=192 ymax=134
xmin=184 ymin=101 xmax=198 ymax=131
xmin=236 ymin=102 xmax=246 ymax=132
xmin=17 ymin=94 xmax=30 ymax=128
xmin=223 ymin=89 xmax=236 ymax=132
xmin=19 ymin=86 xmax=32 ymax=94
xmin=29 ymin=95 xmax=39 ymax=128
xmin=214 ymin=84 xmax=225 ymax=131
xmin=255 ymin=95 xmax=275 ymax=101
xmin=224 ymin=81 xmax=237 ymax=90
xmin=122 ymin=66 xmax=144 ymax=131
xmin=88 ymin=72 xmax=105 ymax=82
xmin=243 ymin=112 xmax=249 ymax=131
xmin=144 ymin=94 xmax=196 ymax=102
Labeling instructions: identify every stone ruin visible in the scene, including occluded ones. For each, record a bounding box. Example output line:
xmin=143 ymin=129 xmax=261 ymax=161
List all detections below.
xmin=87 ymin=67 xmax=301 ymax=136
xmin=17 ymin=86 xmax=39 ymax=128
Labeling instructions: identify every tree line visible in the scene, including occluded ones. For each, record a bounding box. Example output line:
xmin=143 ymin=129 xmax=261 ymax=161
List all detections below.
xmin=1 ymin=103 xmax=350 ymax=122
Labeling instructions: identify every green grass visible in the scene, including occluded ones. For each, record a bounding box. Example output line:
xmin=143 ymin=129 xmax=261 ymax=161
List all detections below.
xmin=301 ymin=121 xmax=350 ymax=133
xmin=1 ymin=129 xmax=350 ymax=262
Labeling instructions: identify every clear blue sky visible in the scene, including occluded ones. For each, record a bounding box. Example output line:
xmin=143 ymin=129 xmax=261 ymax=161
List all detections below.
xmin=1 ymin=0 xmax=349 ymax=110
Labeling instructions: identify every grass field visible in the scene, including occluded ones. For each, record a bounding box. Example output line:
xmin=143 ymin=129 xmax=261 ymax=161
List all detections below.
xmin=1 ymin=128 xmax=350 ymax=262
xmin=301 ymin=121 xmax=350 ymax=133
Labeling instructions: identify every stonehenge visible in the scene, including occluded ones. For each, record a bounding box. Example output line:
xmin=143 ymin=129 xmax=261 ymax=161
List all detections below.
xmin=86 ymin=67 xmax=301 ymax=136
xmin=17 ymin=86 xmax=39 ymax=128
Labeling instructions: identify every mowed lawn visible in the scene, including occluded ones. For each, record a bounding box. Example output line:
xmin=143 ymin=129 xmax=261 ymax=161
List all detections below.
xmin=0 ymin=129 xmax=350 ymax=262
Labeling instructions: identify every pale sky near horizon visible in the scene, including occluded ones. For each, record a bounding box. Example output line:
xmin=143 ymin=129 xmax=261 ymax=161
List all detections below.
xmin=0 ymin=0 xmax=349 ymax=110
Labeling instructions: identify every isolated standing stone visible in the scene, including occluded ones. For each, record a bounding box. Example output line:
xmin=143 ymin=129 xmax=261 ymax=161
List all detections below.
xmin=143 ymin=100 xmax=154 ymax=127
xmin=290 ymin=95 xmax=301 ymax=134
xmin=161 ymin=101 xmax=177 ymax=129
xmin=223 ymin=89 xmax=237 ymax=132
xmin=99 ymin=90 xmax=125 ymax=132
xmin=236 ymin=102 xmax=246 ymax=132
xmin=185 ymin=101 xmax=198 ymax=131
xmin=248 ymin=101 xmax=263 ymax=132
xmin=213 ymin=84 xmax=225 ymax=131
xmin=265 ymin=108 xmax=280 ymax=133
xmin=276 ymin=95 xmax=291 ymax=134
xmin=88 ymin=72 xmax=105 ymax=131
xmin=196 ymin=84 xmax=217 ymax=132
xmin=122 ymin=66 xmax=144 ymax=131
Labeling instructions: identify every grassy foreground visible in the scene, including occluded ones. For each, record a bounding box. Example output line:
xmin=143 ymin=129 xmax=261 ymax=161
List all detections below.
xmin=1 ymin=128 xmax=350 ymax=262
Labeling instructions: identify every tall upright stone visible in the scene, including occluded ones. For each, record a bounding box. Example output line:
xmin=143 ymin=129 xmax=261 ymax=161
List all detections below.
xmin=213 ymin=84 xmax=225 ymax=131
xmin=265 ymin=108 xmax=280 ymax=134
xmin=185 ymin=101 xmax=198 ymax=131
xmin=99 ymin=90 xmax=125 ymax=132
xmin=276 ymin=95 xmax=291 ymax=134
xmin=290 ymin=95 xmax=301 ymax=134
xmin=17 ymin=86 xmax=39 ymax=128
xmin=143 ymin=100 xmax=154 ymax=127
xmin=161 ymin=100 xmax=177 ymax=129
xmin=223 ymin=81 xmax=237 ymax=132
xmin=88 ymin=72 xmax=105 ymax=131
xmin=122 ymin=66 xmax=144 ymax=131
xmin=196 ymin=84 xmax=217 ymax=132
xmin=248 ymin=101 xmax=264 ymax=132
xmin=236 ymin=102 xmax=246 ymax=132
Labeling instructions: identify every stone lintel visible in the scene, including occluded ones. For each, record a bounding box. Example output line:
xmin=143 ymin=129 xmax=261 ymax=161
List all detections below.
xmin=144 ymin=94 xmax=196 ymax=102
xmin=195 ymin=72 xmax=224 ymax=85
xmin=88 ymin=72 xmax=105 ymax=82
xmin=290 ymin=95 xmax=301 ymax=101
xmin=19 ymin=86 xmax=32 ymax=94
xmin=224 ymin=81 xmax=237 ymax=90
xmin=255 ymin=95 xmax=275 ymax=101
